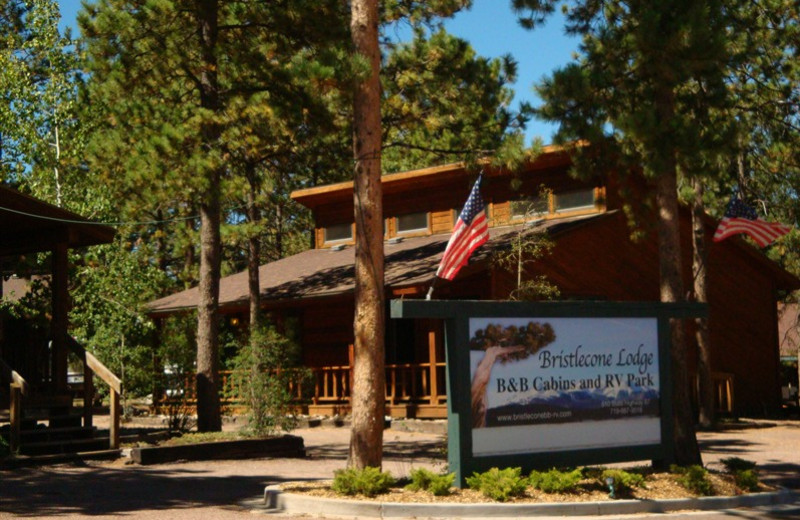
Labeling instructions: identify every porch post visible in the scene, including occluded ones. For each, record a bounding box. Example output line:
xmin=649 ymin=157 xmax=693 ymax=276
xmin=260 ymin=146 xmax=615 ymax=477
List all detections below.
xmin=51 ymin=242 xmax=69 ymax=392
xmin=348 ymin=343 xmax=354 ymax=398
xmin=428 ymin=329 xmax=439 ymax=405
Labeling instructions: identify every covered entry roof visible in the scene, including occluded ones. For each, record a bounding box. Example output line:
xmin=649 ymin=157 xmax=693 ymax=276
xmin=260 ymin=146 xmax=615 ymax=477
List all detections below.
xmin=0 ymin=186 xmax=116 ymax=256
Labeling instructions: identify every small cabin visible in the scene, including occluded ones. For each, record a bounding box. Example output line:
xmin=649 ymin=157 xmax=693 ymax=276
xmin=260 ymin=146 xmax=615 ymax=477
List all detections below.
xmin=147 ymin=146 xmax=800 ymax=418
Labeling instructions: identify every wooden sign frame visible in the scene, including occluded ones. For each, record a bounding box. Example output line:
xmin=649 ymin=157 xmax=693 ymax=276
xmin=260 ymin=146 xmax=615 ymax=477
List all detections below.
xmin=390 ymin=300 xmax=707 ymax=487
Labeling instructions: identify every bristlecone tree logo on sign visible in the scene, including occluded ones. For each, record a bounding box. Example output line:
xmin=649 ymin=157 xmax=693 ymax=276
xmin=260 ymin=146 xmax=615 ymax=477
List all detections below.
xmin=469 ymin=317 xmax=661 ymax=457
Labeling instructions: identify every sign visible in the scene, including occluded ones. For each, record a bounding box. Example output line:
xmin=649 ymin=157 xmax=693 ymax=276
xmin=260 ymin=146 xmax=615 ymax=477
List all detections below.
xmin=390 ymin=300 xmax=707 ymax=487
xmin=469 ymin=317 xmax=660 ymax=457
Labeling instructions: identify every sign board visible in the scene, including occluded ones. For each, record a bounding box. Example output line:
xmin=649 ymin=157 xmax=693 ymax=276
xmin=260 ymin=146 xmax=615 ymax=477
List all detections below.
xmin=390 ymin=300 xmax=707 ymax=487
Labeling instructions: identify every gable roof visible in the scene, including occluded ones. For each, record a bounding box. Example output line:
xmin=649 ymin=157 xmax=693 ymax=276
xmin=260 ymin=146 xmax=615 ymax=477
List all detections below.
xmin=0 ymin=186 xmax=115 ymax=256
xmin=146 ymin=212 xmax=607 ymax=316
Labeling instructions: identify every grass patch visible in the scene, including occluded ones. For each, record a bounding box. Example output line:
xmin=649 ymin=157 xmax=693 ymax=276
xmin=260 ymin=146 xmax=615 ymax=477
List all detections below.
xmin=162 ymin=431 xmax=244 ymax=446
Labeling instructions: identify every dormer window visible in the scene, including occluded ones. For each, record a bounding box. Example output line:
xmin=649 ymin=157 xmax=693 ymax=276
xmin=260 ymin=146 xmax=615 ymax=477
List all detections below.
xmin=395 ymin=211 xmax=429 ymax=235
xmin=324 ymin=222 xmax=353 ymax=244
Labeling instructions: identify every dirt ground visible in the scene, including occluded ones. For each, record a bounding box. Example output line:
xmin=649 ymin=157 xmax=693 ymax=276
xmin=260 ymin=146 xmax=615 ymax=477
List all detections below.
xmin=1 ymin=416 xmax=798 ymax=519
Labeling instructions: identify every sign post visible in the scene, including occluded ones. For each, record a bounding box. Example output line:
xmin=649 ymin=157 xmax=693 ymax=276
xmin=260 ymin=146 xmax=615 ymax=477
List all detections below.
xmin=390 ymin=300 xmax=706 ymax=487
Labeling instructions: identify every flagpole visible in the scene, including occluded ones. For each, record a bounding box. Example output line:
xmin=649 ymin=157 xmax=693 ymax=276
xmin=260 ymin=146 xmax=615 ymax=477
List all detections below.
xmin=428 ymin=171 xmax=489 ymax=300
xmin=426 ymin=277 xmax=438 ymax=300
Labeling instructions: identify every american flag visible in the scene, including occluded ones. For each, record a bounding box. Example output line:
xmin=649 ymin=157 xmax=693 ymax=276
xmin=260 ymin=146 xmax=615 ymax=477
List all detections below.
xmin=436 ymin=176 xmax=490 ymax=281
xmin=713 ymin=197 xmax=792 ymax=248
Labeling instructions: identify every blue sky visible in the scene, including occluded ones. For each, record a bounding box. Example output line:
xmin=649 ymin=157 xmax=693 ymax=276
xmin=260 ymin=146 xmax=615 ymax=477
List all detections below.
xmin=56 ymin=0 xmax=579 ymax=144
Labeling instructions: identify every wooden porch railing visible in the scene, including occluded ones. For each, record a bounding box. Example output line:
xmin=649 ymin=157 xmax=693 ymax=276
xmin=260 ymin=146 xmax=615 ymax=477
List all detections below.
xmin=1 ymin=357 xmax=29 ymax=454
xmin=712 ymin=372 xmax=735 ymax=415
xmin=158 ymin=362 xmax=448 ymax=409
xmin=66 ymin=338 xmax=122 ymax=449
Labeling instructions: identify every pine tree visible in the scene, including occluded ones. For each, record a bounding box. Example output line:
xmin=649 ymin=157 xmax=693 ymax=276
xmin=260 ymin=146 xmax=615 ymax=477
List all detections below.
xmin=514 ymin=0 xmax=739 ymax=465
xmin=81 ymin=0 xmax=349 ymax=431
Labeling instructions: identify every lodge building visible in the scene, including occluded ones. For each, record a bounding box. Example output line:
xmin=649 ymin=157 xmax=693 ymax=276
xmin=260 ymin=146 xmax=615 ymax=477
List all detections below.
xmin=147 ymin=145 xmax=800 ymax=418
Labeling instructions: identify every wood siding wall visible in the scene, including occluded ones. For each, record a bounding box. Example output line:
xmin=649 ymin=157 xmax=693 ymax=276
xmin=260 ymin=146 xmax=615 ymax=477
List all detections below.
xmin=499 ymin=210 xmax=781 ymax=415
xmin=301 ymin=299 xmax=354 ymax=367
xmin=311 ymin=165 xmax=605 ymax=248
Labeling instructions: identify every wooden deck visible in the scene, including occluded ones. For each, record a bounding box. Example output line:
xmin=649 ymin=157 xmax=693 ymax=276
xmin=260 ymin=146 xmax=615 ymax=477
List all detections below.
xmin=155 ymin=361 xmax=448 ymax=419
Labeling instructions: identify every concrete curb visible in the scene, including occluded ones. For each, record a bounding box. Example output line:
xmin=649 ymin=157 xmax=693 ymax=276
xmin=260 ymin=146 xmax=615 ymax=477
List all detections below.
xmin=262 ymin=484 xmax=797 ymax=518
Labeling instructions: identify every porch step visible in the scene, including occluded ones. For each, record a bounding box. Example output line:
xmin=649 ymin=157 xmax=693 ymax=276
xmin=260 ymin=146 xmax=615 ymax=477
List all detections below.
xmin=17 ymin=425 xmax=97 ymax=443
xmin=0 ymin=412 xmax=38 ymax=430
xmin=16 ymin=435 xmax=112 ymax=456
xmin=1 ymin=449 xmax=122 ymax=468
xmin=17 ymin=410 xmax=84 ymax=428
xmin=22 ymin=394 xmax=74 ymax=409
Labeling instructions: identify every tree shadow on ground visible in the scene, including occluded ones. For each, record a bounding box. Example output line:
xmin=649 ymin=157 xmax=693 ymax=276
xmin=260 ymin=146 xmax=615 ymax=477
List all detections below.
xmin=306 ymin=438 xmax=445 ymax=461
xmin=0 ymin=463 xmax=303 ymax=517
xmin=756 ymin=462 xmax=800 ymax=490
xmin=699 ymin=437 xmax=759 ymax=455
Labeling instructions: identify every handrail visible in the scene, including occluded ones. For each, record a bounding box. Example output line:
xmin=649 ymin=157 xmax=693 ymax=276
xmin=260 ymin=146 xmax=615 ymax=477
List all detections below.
xmin=0 ymin=357 xmax=28 ymax=395
xmin=1 ymin=356 xmax=29 ymax=454
xmin=66 ymin=338 xmax=121 ymax=393
xmin=66 ymin=337 xmax=121 ymax=449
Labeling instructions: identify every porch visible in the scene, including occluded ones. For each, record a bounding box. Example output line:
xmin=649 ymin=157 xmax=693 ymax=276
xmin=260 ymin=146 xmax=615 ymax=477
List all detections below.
xmin=156 ymin=360 xmax=448 ymax=419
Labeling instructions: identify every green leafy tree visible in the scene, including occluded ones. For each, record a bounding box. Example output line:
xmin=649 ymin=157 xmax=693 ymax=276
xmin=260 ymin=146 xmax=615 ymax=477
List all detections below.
xmin=0 ymin=0 xmax=87 ymax=208
xmin=492 ymin=187 xmax=559 ymax=301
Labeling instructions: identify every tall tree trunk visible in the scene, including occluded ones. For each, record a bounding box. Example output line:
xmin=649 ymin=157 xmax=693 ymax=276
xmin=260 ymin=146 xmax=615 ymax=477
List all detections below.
xmin=183 ymin=218 xmax=196 ymax=289
xmin=348 ymin=0 xmax=385 ymax=470
xmin=691 ymin=177 xmax=715 ymax=429
xmin=656 ymin=164 xmax=702 ymax=466
xmin=247 ymin=163 xmax=261 ymax=333
xmin=654 ymin=81 xmax=702 ymax=466
xmin=195 ymin=0 xmax=222 ymax=432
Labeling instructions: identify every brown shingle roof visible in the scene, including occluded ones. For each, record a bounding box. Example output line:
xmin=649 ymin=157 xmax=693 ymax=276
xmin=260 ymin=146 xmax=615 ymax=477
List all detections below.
xmin=146 ymin=213 xmax=607 ymax=316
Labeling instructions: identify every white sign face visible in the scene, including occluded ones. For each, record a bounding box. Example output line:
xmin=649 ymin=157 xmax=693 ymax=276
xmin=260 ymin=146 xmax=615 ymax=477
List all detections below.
xmin=469 ymin=317 xmax=661 ymax=457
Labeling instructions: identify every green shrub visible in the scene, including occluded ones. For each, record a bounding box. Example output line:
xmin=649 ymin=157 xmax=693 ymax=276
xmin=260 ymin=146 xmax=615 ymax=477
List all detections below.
xmin=720 ymin=457 xmax=757 ymax=473
xmin=332 ymin=467 xmax=395 ymax=497
xmin=672 ymin=465 xmax=713 ymax=496
xmin=406 ymin=468 xmax=455 ymax=496
xmin=230 ymin=326 xmax=311 ymax=436
xmin=600 ymin=469 xmax=646 ymax=494
xmin=466 ymin=467 xmax=528 ymax=501
xmin=733 ymin=469 xmax=760 ymax=492
xmin=528 ymin=468 xmax=584 ymax=493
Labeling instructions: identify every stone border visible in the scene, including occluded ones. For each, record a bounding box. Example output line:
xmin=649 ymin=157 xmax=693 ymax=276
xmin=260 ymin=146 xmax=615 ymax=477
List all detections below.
xmin=263 ymin=484 xmax=797 ymax=518
xmin=130 ymin=434 xmax=304 ymax=465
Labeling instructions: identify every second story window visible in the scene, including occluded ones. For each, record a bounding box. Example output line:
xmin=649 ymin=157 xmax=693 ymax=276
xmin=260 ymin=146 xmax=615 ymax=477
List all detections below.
xmin=324 ymin=222 xmax=353 ymax=244
xmin=510 ymin=196 xmax=548 ymax=220
xmin=554 ymin=188 xmax=596 ymax=213
xmin=395 ymin=211 xmax=429 ymax=235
